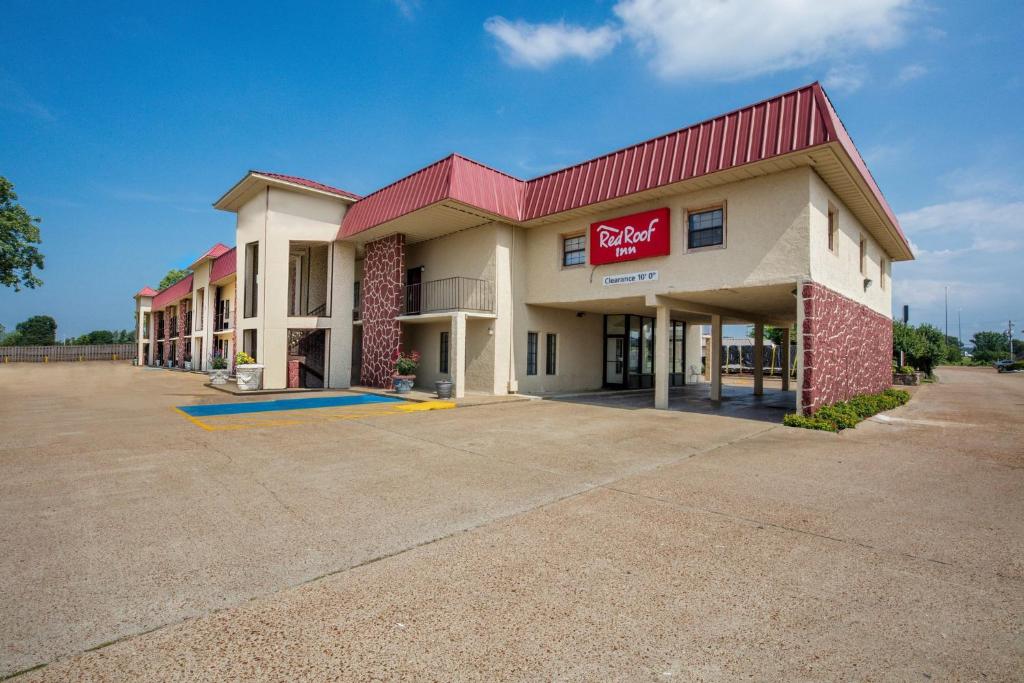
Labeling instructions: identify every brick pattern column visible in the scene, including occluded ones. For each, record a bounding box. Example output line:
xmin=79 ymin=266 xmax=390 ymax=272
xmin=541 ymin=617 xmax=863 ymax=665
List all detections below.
xmin=153 ymin=311 xmax=163 ymax=364
xmin=162 ymin=311 xmax=172 ymax=366
xmin=800 ymin=282 xmax=893 ymax=414
xmin=360 ymin=234 xmax=405 ymax=388
xmin=177 ymin=300 xmax=188 ymax=368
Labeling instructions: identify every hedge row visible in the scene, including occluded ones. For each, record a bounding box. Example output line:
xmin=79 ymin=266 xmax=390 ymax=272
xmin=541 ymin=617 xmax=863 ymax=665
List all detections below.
xmin=783 ymin=388 xmax=911 ymax=432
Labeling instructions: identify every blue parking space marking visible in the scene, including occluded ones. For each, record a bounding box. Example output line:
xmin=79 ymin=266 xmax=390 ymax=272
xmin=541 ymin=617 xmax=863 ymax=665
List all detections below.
xmin=178 ymin=393 xmax=402 ymax=417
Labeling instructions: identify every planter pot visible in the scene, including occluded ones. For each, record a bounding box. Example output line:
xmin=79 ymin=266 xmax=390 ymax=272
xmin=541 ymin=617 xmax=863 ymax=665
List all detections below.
xmin=393 ymin=376 xmax=416 ymax=393
xmin=209 ymin=368 xmax=230 ymax=385
xmin=435 ymin=380 xmax=453 ymax=399
xmin=167 ymin=361 xmax=175 ymax=369
xmin=184 ymin=361 xmax=193 ymax=371
xmin=892 ymin=372 xmax=919 ymax=386
xmin=236 ymin=364 xmax=264 ymax=391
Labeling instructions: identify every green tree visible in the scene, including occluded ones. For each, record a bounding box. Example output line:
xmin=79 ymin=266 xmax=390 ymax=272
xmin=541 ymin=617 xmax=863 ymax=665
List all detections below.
xmin=971 ymin=331 xmax=1010 ymax=363
xmin=158 ymin=268 xmax=189 ymax=290
xmin=892 ymin=321 xmax=924 ymax=364
xmin=14 ymin=315 xmax=57 ymax=345
xmin=747 ymin=324 xmax=794 ymax=345
xmin=0 ymin=176 xmax=45 ymax=290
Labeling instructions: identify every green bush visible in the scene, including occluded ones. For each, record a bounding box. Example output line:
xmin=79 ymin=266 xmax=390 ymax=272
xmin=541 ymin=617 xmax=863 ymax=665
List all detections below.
xmin=896 ymin=365 xmax=915 ymax=375
xmin=784 ymin=388 xmax=910 ymax=432
xmin=783 ymin=413 xmax=837 ymax=431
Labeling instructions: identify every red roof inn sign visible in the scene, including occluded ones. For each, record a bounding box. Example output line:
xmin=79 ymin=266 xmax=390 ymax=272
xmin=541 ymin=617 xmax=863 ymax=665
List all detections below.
xmin=590 ymin=207 xmax=670 ymax=265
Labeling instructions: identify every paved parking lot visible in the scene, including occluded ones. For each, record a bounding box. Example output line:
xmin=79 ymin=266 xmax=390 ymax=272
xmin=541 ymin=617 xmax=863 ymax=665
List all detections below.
xmin=0 ymin=363 xmax=1021 ymax=680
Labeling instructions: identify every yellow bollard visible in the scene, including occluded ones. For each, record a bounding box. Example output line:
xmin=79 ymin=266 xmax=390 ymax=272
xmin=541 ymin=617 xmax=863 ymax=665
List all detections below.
xmin=44 ymin=356 xmax=48 ymax=363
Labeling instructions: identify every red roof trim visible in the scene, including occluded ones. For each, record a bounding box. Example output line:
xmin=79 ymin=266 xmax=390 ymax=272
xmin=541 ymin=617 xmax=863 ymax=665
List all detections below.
xmin=210 ymin=246 xmax=237 ymax=283
xmin=152 ymin=273 xmax=193 ymax=310
xmin=337 ymin=82 xmax=906 ymax=256
xmin=254 ymin=171 xmax=361 ymax=201
xmin=134 ymin=286 xmax=158 ymax=298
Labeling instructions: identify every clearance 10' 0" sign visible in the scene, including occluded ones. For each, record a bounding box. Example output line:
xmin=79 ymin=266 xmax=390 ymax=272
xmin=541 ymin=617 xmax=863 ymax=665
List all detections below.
xmin=589 ymin=208 xmax=670 ymax=265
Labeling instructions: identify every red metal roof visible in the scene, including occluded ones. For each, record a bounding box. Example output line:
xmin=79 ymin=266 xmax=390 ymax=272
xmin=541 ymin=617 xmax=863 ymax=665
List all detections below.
xmin=338 ymin=82 xmax=907 ymax=254
xmin=339 ymin=155 xmax=525 ymax=238
xmin=210 ymin=246 xmax=237 ymax=283
xmin=134 ymin=286 xmax=158 ymax=298
xmin=254 ymin=171 xmax=361 ymax=201
xmin=189 ymin=242 xmax=231 ymax=269
xmin=152 ymin=273 xmax=193 ymax=310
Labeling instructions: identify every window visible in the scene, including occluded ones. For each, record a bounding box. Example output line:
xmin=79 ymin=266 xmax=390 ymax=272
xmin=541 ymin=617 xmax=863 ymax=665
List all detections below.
xmin=545 ymin=333 xmax=557 ymax=375
xmin=243 ymin=329 xmax=258 ymax=361
xmin=353 ymin=281 xmax=361 ymax=310
xmin=687 ymin=208 xmax=724 ymax=249
xmin=859 ymin=236 xmax=867 ymax=275
xmin=562 ymin=234 xmax=586 ymax=266
xmin=244 ymin=241 xmax=259 ymax=318
xmin=526 ymin=332 xmax=538 ymax=375
xmin=439 ymin=331 xmax=450 ymax=375
xmin=827 ymin=206 xmax=838 ymax=253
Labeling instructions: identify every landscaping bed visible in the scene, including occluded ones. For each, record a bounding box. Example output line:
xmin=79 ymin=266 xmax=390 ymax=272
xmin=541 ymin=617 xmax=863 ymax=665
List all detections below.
xmin=784 ymin=388 xmax=910 ymax=432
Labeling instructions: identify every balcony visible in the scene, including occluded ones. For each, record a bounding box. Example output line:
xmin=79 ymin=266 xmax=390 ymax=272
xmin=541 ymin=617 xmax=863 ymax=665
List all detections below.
xmin=169 ymin=316 xmax=178 ymax=337
xmin=400 ymin=277 xmax=494 ymax=316
xmin=214 ymin=308 xmax=233 ymax=332
xmin=184 ymin=317 xmax=193 ymax=336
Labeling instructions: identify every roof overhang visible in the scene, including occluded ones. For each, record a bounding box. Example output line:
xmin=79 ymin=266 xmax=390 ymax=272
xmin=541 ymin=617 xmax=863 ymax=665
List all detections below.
xmin=213 ymin=172 xmax=360 ymax=212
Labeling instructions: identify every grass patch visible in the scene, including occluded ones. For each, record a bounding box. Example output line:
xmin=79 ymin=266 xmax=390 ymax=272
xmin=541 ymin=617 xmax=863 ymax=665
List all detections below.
xmin=784 ymin=388 xmax=910 ymax=432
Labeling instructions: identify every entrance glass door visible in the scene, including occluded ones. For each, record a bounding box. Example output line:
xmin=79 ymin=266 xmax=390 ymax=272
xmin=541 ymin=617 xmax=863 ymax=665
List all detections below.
xmin=605 ymin=337 xmax=624 ymax=385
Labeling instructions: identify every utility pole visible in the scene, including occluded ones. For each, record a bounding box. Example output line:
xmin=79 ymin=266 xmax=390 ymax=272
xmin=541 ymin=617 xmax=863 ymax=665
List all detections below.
xmin=944 ymin=286 xmax=949 ymax=355
xmin=957 ymin=308 xmax=962 ymax=354
xmin=1010 ymin=320 xmax=1016 ymax=362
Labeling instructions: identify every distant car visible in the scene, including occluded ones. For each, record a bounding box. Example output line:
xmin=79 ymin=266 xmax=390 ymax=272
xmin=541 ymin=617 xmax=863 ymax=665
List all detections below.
xmin=994 ymin=360 xmax=1019 ymax=372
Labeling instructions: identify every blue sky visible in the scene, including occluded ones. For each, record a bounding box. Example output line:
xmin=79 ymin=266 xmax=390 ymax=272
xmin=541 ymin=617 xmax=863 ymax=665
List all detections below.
xmin=1 ymin=0 xmax=1021 ymax=343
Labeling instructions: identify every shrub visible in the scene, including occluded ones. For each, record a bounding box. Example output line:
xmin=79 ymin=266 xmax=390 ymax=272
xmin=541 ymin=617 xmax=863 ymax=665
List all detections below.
xmin=783 ymin=413 xmax=837 ymax=431
xmin=235 ymin=350 xmax=256 ymax=365
xmin=896 ymin=365 xmax=915 ymax=375
xmin=784 ymin=388 xmax=910 ymax=432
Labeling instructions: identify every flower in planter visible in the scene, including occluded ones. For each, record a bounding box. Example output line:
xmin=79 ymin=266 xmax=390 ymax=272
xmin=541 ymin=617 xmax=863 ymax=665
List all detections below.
xmin=393 ymin=349 xmax=421 ymax=376
xmin=210 ymin=350 xmax=228 ymax=370
xmin=236 ymin=350 xmax=257 ymax=366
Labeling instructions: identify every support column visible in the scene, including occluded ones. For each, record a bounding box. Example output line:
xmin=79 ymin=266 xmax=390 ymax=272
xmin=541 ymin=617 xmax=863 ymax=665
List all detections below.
xmin=710 ymin=314 xmax=722 ymax=401
xmin=655 ymin=304 xmax=670 ymax=410
xmin=452 ymin=312 xmax=466 ymax=399
xmin=781 ymin=326 xmax=791 ymax=392
xmin=753 ymin=322 xmax=764 ymax=396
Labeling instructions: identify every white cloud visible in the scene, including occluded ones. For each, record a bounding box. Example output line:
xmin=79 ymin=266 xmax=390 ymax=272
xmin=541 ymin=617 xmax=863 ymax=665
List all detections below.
xmin=824 ymin=64 xmax=869 ymax=94
xmin=613 ymin=0 xmax=913 ymax=80
xmin=483 ymin=17 xmax=621 ymax=68
xmin=895 ymin=63 xmax=928 ymax=84
xmin=899 ymin=198 xmax=1024 ymax=240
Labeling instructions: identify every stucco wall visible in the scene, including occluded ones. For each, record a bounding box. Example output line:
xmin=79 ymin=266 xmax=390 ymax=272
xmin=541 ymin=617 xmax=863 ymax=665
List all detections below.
xmin=515 ymin=306 xmax=604 ymax=394
xmin=800 ymin=281 xmax=893 ymax=414
xmin=233 ymin=187 xmax=350 ymax=389
xmin=522 ymin=168 xmax=813 ymax=306
xmin=808 ymin=172 xmax=892 ymax=317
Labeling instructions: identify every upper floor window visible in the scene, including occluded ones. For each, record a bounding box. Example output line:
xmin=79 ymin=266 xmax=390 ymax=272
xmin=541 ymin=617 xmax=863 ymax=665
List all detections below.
xmin=859 ymin=236 xmax=867 ymax=276
xmin=687 ymin=208 xmax=724 ymax=249
xmin=827 ymin=206 xmax=838 ymax=253
xmin=244 ymin=241 xmax=259 ymax=318
xmin=562 ymin=234 xmax=586 ymax=266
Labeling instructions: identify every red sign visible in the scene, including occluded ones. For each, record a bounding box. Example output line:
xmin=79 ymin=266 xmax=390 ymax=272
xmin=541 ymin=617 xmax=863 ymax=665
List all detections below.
xmin=589 ymin=208 xmax=670 ymax=265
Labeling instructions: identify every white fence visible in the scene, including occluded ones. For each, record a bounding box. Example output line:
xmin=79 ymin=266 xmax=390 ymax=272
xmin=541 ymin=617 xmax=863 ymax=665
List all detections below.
xmin=0 ymin=344 xmax=135 ymax=363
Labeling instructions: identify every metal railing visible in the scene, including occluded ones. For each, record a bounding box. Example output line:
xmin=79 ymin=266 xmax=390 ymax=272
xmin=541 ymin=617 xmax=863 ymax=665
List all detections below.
xmin=214 ymin=304 xmax=232 ymax=331
xmin=169 ymin=316 xmax=178 ymax=337
xmin=184 ymin=316 xmax=193 ymax=336
xmin=1 ymin=344 xmax=136 ymax=363
xmin=400 ymin=277 xmax=495 ymax=315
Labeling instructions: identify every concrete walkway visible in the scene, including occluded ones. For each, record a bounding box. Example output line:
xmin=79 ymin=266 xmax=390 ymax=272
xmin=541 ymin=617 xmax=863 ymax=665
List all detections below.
xmin=0 ymin=364 xmax=1020 ymax=680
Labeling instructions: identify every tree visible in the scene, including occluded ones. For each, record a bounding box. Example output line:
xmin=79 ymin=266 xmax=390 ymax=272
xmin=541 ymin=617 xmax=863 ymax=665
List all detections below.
xmin=971 ymin=331 xmax=1010 ymax=364
xmin=892 ymin=321 xmax=924 ymax=365
xmin=0 ymin=176 xmax=45 ymax=290
xmin=14 ymin=315 xmax=57 ymax=345
xmin=158 ymin=268 xmax=189 ymax=290
xmin=747 ymin=324 xmax=794 ymax=345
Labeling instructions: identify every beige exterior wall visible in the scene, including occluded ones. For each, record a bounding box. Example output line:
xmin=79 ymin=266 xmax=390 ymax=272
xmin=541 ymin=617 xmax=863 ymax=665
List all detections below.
xmin=522 ymin=168 xmax=814 ymax=306
xmin=808 ymin=172 xmax=892 ymax=317
xmin=234 ymin=187 xmax=353 ymax=389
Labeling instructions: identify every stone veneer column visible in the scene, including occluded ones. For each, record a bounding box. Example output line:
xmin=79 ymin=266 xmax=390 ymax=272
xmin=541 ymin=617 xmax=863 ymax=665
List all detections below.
xmin=162 ymin=311 xmax=171 ymax=365
xmin=800 ymin=282 xmax=893 ymax=414
xmin=177 ymin=301 xmax=188 ymax=368
xmin=360 ymin=233 xmax=405 ymax=388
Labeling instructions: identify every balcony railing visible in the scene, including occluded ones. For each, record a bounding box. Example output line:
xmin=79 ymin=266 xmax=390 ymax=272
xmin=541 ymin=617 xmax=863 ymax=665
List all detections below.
xmin=169 ymin=316 xmax=178 ymax=337
xmin=156 ymin=324 xmax=165 ymax=340
xmin=184 ymin=316 xmax=193 ymax=336
xmin=214 ymin=304 xmax=232 ymax=331
xmin=400 ymin=277 xmax=495 ymax=316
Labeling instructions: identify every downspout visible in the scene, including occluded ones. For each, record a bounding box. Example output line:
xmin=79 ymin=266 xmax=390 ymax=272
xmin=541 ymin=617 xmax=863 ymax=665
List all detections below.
xmin=507 ymin=225 xmax=517 ymax=393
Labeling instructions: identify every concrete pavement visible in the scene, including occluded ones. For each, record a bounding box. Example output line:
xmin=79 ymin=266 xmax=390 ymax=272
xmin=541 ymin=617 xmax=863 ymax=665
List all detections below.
xmin=1 ymin=364 xmax=1021 ymax=680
